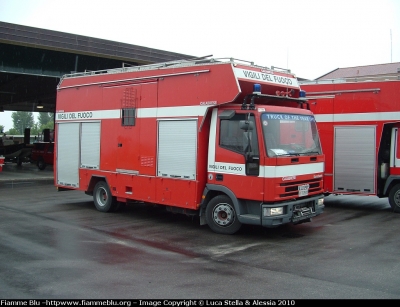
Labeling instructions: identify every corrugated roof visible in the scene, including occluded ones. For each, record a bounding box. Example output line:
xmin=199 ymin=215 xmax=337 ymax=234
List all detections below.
xmin=317 ymin=62 xmax=400 ymax=80
xmin=0 ymin=21 xmax=195 ymax=64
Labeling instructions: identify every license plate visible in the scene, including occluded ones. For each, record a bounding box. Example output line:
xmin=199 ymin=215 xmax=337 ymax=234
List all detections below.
xmin=298 ymin=184 xmax=309 ymax=197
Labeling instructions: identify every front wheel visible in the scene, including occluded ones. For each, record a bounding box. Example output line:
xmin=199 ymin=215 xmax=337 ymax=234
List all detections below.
xmin=205 ymin=195 xmax=242 ymax=235
xmin=388 ymin=183 xmax=400 ymax=213
xmin=93 ymin=181 xmax=118 ymax=212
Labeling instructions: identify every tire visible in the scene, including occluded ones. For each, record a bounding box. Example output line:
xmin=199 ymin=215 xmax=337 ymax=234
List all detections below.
xmin=388 ymin=183 xmax=400 ymax=213
xmin=205 ymin=195 xmax=242 ymax=235
xmin=37 ymin=157 xmax=46 ymax=170
xmin=93 ymin=181 xmax=118 ymax=212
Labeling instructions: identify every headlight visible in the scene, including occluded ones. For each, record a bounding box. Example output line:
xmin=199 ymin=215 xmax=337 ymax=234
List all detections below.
xmin=263 ymin=207 xmax=284 ymax=216
xmin=317 ymin=198 xmax=324 ymax=206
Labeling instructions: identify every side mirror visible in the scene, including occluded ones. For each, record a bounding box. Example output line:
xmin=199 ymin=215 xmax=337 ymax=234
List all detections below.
xmin=239 ymin=120 xmax=254 ymax=131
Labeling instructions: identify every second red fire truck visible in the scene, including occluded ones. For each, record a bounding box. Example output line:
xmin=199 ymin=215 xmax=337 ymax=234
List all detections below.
xmin=54 ymin=57 xmax=325 ymax=234
xmin=301 ymin=78 xmax=400 ymax=212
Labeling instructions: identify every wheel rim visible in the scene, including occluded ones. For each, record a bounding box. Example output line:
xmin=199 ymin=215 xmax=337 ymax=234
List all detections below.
xmin=212 ymin=203 xmax=235 ymax=227
xmin=394 ymin=190 xmax=400 ymax=207
xmin=96 ymin=187 xmax=108 ymax=207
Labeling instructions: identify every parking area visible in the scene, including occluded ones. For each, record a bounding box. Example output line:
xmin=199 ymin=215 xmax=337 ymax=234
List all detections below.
xmin=1 ymin=164 xmax=400 ymax=299
xmin=0 ymin=161 xmax=53 ymax=184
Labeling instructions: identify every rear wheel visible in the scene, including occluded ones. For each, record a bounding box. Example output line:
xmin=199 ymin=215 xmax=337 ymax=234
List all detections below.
xmin=205 ymin=195 xmax=242 ymax=235
xmin=37 ymin=157 xmax=46 ymax=170
xmin=93 ymin=181 xmax=118 ymax=212
xmin=388 ymin=183 xmax=400 ymax=213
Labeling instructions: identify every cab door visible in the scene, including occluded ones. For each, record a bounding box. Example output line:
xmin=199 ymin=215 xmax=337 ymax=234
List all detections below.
xmin=208 ymin=108 xmax=263 ymax=202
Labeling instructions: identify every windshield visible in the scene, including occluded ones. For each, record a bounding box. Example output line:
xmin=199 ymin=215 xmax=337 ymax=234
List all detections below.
xmin=261 ymin=113 xmax=322 ymax=157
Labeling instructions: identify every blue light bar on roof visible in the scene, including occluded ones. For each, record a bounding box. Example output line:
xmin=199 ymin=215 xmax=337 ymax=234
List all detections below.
xmin=253 ymin=84 xmax=261 ymax=94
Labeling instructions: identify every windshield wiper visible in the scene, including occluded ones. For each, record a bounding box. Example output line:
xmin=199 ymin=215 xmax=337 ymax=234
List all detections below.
xmin=300 ymin=150 xmax=320 ymax=155
xmin=276 ymin=152 xmax=300 ymax=157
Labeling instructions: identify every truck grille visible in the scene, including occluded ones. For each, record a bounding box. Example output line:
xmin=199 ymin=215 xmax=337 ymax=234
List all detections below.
xmin=279 ymin=178 xmax=322 ymax=198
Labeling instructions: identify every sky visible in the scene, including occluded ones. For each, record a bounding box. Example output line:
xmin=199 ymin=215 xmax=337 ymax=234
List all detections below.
xmin=1 ymin=0 xmax=400 ymax=131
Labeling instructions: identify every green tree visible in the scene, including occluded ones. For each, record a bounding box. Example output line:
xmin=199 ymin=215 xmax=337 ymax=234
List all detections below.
xmin=37 ymin=112 xmax=54 ymax=134
xmin=30 ymin=122 xmax=41 ymax=136
xmin=11 ymin=111 xmax=34 ymax=134
xmin=0 ymin=124 xmax=4 ymax=133
xmin=41 ymin=121 xmax=54 ymax=130
xmin=38 ymin=112 xmax=54 ymax=127
xmin=8 ymin=128 xmax=20 ymax=135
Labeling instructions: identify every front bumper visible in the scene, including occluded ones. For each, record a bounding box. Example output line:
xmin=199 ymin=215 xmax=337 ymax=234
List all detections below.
xmin=261 ymin=195 xmax=325 ymax=228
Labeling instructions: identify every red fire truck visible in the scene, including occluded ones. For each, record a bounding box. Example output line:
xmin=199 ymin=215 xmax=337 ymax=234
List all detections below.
xmin=301 ymin=79 xmax=400 ymax=212
xmin=54 ymin=57 xmax=325 ymax=234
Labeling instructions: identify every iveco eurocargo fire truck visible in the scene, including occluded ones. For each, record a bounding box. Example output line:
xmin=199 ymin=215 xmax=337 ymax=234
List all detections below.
xmin=54 ymin=57 xmax=325 ymax=234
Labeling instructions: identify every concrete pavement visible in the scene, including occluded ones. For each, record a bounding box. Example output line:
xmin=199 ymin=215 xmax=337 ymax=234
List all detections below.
xmin=0 ymin=161 xmax=54 ymax=183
